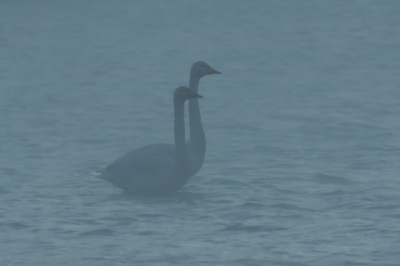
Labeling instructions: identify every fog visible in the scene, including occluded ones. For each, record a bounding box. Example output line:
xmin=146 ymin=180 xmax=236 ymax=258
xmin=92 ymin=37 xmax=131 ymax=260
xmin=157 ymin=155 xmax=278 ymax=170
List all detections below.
xmin=1 ymin=1 xmax=399 ymax=265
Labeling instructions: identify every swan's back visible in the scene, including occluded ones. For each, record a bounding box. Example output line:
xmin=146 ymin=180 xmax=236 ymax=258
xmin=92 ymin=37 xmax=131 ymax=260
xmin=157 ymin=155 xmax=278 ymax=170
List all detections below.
xmin=99 ymin=143 xmax=179 ymax=194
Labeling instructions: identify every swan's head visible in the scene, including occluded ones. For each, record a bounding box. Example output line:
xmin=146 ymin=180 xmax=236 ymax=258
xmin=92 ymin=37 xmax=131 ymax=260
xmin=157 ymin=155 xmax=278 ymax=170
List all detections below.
xmin=174 ymin=86 xmax=203 ymax=101
xmin=190 ymin=61 xmax=221 ymax=79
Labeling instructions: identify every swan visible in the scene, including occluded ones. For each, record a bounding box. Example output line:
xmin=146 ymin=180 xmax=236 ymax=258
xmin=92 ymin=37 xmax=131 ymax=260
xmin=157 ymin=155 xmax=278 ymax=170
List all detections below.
xmin=187 ymin=61 xmax=221 ymax=176
xmin=100 ymin=62 xmax=220 ymax=194
xmin=100 ymin=87 xmax=203 ymax=195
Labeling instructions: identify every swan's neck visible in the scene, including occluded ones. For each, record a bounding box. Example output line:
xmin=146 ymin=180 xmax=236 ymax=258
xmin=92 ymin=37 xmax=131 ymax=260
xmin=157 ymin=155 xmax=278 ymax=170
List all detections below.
xmin=188 ymin=75 xmax=205 ymax=173
xmin=189 ymin=75 xmax=203 ymax=139
xmin=174 ymin=98 xmax=190 ymax=179
xmin=189 ymin=74 xmax=200 ymax=93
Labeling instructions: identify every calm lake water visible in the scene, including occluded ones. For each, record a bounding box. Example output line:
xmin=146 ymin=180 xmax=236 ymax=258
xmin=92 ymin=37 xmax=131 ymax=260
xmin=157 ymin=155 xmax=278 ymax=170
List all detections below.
xmin=1 ymin=1 xmax=399 ymax=265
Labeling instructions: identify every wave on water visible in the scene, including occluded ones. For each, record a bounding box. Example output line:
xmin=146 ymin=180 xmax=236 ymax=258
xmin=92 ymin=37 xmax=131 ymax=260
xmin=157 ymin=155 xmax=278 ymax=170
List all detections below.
xmin=79 ymin=228 xmax=115 ymax=237
xmin=4 ymin=222 xmax=30 ymax=230
xmin=313 ymin=173 xmax=353 ymax=185
xmin=221 ymin=223 xmax=287 ymax=233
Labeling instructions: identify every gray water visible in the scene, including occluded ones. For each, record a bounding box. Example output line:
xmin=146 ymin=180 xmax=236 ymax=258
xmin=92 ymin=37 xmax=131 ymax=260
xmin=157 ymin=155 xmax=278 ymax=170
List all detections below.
xmin=1 ymin=1 xmax=400 ymax=265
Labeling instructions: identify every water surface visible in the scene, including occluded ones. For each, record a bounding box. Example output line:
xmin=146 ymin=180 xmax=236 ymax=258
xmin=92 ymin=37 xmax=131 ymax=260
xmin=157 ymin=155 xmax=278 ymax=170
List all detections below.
xmin=1 ymin=1 xmax=399 ymax=265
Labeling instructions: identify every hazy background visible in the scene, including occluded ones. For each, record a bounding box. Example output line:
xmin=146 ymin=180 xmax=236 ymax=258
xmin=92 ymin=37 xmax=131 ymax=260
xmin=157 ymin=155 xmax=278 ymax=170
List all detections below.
xmin=1 ymin=1 xmax=399 ymax=265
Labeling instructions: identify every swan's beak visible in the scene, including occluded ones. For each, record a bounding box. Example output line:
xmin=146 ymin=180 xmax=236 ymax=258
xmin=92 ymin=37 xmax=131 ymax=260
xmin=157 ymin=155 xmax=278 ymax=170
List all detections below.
xmin=188 ymin=89 xmax=203 ymax=98
xmin=207 ymin=65 xmax=221 ymax=74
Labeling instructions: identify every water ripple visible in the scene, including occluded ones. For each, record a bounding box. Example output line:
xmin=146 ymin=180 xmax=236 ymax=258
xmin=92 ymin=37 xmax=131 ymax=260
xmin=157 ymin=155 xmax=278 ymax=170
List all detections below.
xmin=221 ymin=223 xmax=287 ymax=233
xmin=313 ymin=173 xmax=354 ymax=185
xmin=79 ymin=228 xmax=115 ymax=237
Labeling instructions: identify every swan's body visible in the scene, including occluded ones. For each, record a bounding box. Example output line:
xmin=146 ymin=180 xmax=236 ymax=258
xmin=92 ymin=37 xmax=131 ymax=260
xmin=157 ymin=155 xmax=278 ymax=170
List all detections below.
xmin=100 ymin=87 xmax=203 ymax=195
xmin=100 ymin=62 xmax=220 ymax=194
